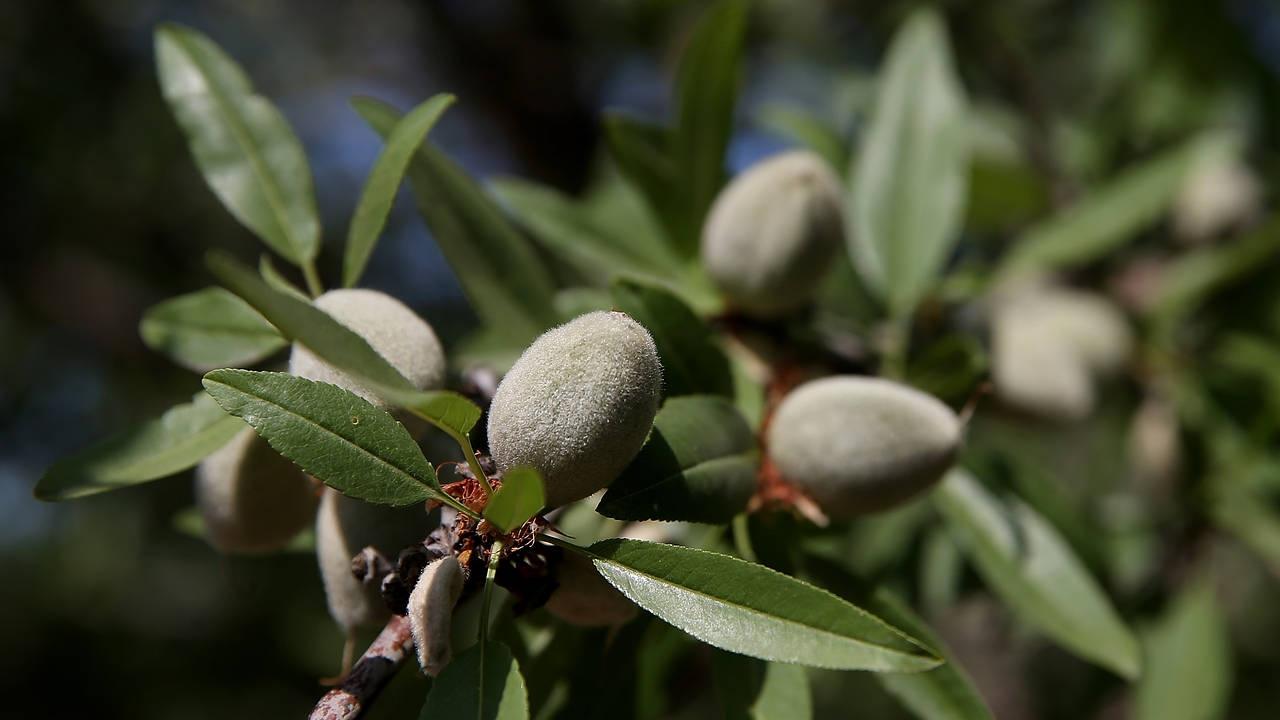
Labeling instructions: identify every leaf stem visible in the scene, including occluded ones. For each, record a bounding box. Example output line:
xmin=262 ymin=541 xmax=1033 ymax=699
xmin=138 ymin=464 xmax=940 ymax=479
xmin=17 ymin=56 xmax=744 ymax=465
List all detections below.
xmin=880 ymin=315 xmax=912 ymax=380
xmin=458 ymin=433 xmax=496 ymax=498
xmin=302 ymin=259 xmax=324 ymax=298
xmin=732 ymin=514 xmax=757 ymax=563
xmin=479 ymin=539 xmax=503 ymax=645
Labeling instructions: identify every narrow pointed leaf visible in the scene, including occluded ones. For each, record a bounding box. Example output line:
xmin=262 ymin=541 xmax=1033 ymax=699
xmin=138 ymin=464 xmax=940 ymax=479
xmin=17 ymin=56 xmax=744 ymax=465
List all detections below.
xmin=934 ymin=470 xmax=1142 ymax=679
xmin=353 ymin=97 xmax=557 ymax=342
xmin=850 ymin=8 xmax=968 ymax=316
xmin=671 ymin=0 xmax=750 ymax=255
xmin=484 ymin=467 xmax=545 ymax=534
xmin=611 ymin=279 xmax=733 ymax=397
xmin=598 ymin=396 xmax=757 ymax=523
xmin=258 ymin=255 xmax=312 ymax=302
xmin=35 ymin=393 xmax=242 ymax=501
xmin=344 ymin=93 xmax=455 ymax=287
xmin=712 ymin=650 xmax=812 ymax=720
xmin=155 ymin=24 xmax=319 ymax=265
xmin=1135 ymin=579 xmax=1231 ymax=720
xmin=419 ymin=641 xmax=528 ymax=720
xmin=602 ymin=114 xmax=683 ymax=245
xmin=580 ymin=538 xmax=940 ymax=671
xmin=202 ymin=369 xmax=446 ymax=507
xmin=140 ymin=287 xmax=286 ymax=371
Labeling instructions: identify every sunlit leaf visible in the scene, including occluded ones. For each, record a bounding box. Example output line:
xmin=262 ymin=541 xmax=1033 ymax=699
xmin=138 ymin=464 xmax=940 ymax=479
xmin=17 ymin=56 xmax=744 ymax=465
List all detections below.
xmin=140 ymin=287 xmax=285 ymax=372
xmin=258 ymin=255 xmax=311 ymax=302
xmin=484 ymin=467 xmax=545 ymax=534
xmin=1135 ymin=577 xmax=1231 ymax=720
xmin=155 ymin=24 xmax=320 ymax=265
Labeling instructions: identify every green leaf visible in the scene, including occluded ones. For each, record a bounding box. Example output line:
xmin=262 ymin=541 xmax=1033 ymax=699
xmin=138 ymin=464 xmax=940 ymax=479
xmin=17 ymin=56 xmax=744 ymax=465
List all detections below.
xmin=671 ymin=0 xmax=750 ymax=255
xmin=933 ymin=470 xmax=1142 ymax=679
xmin=597 ymin=396 xmax=757 ymax=523
xmin=202 ymin=369 xmax=444 ymax=507
xmin=1000 ymin=132 xmax=1234 ymax=278
xmin=344 ymin=94 xmax=455 ymax=288
xmin=711 ymin=650 xmax=812 ymax=720
xmin=419 ymin=641 xmax=528 ymax=720
xmin=579 ymin=538 xmax=940 ymax=671
xmin=155 ymin=24 xmax=320 ymax=265
xmin=850 ymin=8 xmax=968 ymax=317
xmin=610 ymin=278 xmax=733 ymax=397
xmin=602 ymin=114 xmax=681 ymax=246
xmin=1135 ymin=578 xmax=1231 ymax=720
xmin=805 ymin=557 xmax=993 ymax=720
xmin=140 ymin=287 xmax=286 ymax=372
xmin=172 ymin=506 xmax=315 ymax=552
xmin=484 ymin=466 xmax=545 ymax=534
xmin=258 ymin=255 xmax=311 ymax=302
xmin=35 ymin=392 xmax=242 ymax=501
xmin=758 ymin=105 xmax=849 ymax=172
xmin=352 ymin=97 xmax=558 ymax=342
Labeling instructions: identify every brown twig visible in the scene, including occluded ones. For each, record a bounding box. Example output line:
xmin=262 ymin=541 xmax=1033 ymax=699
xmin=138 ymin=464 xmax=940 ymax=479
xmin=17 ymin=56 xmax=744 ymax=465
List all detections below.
xmin=309 ymin=615 xmax=415 ymax=720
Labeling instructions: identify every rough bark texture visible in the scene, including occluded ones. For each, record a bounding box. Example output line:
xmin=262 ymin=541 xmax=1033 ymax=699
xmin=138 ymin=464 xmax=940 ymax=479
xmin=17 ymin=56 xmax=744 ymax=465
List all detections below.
xmin=309 ymin=615 xmax=414 ymax=720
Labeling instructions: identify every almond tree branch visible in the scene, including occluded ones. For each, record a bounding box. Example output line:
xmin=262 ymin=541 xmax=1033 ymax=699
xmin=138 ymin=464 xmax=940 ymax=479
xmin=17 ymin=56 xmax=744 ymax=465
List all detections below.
xmin=309 ymin=615 xmax=414 ymax=720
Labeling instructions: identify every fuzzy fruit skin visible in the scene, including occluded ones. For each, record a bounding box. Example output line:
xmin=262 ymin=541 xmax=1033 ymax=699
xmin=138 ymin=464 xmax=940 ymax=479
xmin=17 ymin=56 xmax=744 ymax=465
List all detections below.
xmin=767 ymin=376 xmax=961 ymax=517
xmin=195 ymin=428 xmax=317 ymax=553
xmin=288 ymin=289 xmax=445 ymax=405
xmin=700 ymin=150 xmax=844 ymax=317
xmin=545 ymin=551 xmax=638 ymax=627
xmin=315 ymin=488 xmax=430 ymax=631
xmin=408 ymin=555 xmax=464 ymax=676
xmin=486 ymin=311 xmax=662 ymax=508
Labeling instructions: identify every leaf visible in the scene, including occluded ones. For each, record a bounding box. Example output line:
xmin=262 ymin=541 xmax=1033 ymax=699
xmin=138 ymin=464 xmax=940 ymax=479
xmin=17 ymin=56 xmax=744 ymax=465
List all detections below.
xmin=1135 ymin=578 xmax=1231 ymax=720
xmin=758 ymin=105 xmax=849 ymax=171
xmin=419 ymin=641 xmax=528 ymax=720
xmin=933 ymin=470 xmax=1142 ymax=679
xmin=850 ymin=8 xmax=968 ymax=317
xmin=35 ymin=392 xmax=242 ymax=501
xmin=344 ymin=93 xmax=455 ymax=288
xmin=711 ymin=650 xmax=812 ymax=720
xmin=139 ymin=287 xmax=286 ymax=372
xmin=805 ymin=557 xmax=993 ymax=720
xmin=1000 ymin=132 xmax=1234 ymax=278
xmin=484 ymin=466 xmax=545 ymax=534
xmin=258 ymin=255 xmax=311 ymax=302
xmin=155 ymin=24 xmax=320 ymax=265
xmin=352 ymin=97 xmax=558 ymax=342
xmin=172 ymin=506 xmax=315 ymax=552
xmin=610 ymin=278 xmax=733 ymax=397
xmin=602 ymin=114 xmax=681 ymax=246
xmin=209 ymin=251 xmax=485 ymax=441
xmin=580 ymin=538 xmax=940 ymax=671
xmin=671 ymin=0 xmax=751 ymax=256
xmin=597 ymin=396 xmax=757 ymax=523
xmin=202 ymin=369 xmax=444 ymax=507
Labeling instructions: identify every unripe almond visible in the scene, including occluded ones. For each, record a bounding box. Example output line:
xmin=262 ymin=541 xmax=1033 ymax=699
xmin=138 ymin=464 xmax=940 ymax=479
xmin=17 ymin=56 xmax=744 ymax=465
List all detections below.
xmin=1174 ymin=157 xmax=1260 ymax=243
xmin=289 ymin=289 xmax=445 ymax=405
xmin=766 ymin=376 xmax=961 ymax=517
xmin=195 ymin=428 xmax=317 ymax=553
xmin=315 ymin=487 xmax=430 ymax=631
xmin=544 ymin=551 xmax=637 ymax=627
xmin=701 ymin=150 xmax=844 ymax=317
xmin=408 ymin=554 xmax=465 ymax=676
xmin=486 ymin=311 xmax=662 ymax=508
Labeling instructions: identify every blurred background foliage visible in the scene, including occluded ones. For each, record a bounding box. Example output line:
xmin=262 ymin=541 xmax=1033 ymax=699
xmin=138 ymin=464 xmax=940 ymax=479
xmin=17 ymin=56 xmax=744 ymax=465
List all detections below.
xmin=6 ymin=0 xmax=1280 ymax=718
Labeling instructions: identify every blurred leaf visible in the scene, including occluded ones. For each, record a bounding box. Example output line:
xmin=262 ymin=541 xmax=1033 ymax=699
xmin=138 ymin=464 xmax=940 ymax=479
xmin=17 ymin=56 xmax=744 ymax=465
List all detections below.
xmin=353 ymin=97 xmax=558 ymax=343
xmin=344 ymin=93 xmax=455 ymax=288
xmin=904 ymin=334 xmax=988 ymax=407
xmin=611 ymin=278 xmax=733 ymax=397
xmin=172 ymin=506 xmax=315 ymax=552
xmin=711 ymin=649 xmax=812 ymax=720
xmin=1210 ymin=479 xmax=1280 ymax=576
xmin=806 ymin=557 xmax=994 ymax=720
xmin=603 ymin=114 xmax=682 ymax=245
xmin=598 ymin=395 xmax=757 ymax=523
xmin=202 ymin=369 xmax=448 ymax=507
xmin=140 ymin=287 xmax=285 ymax=372
xmin=759 ymin=105 xmax=849 ymax=171
xmin=484 ymin=466 xmax=545 ymax=534
xmin=419 ymin=641 xmax=528 ymax=720
xmin=580 ymin=538 xmax=940 ymax=671
xmin=258 ymin=255 xmax=311 ymax=302
xmin=671 ymin=0 xmax=750 ymax=256
xmin=208 ymin=251 xmax=484 ymax=442
xmin=1000 ymin=132 xmax=1233 ymax=277
xmin=934 ymin=470 xmax=1142 ymax=679
xmin=492 ymin=177 xmax=683 ymax=283
xmin=1135 ymin=578 xmax=1231 ymax=720
xmin=850 ymin=8 xmax=969 ymax=317
xmin=155 ymin=24 xmax=319 ymax=266
xmin=35 ymin=392 xmax=241 ymax=501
